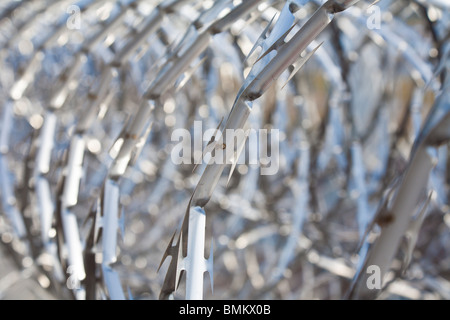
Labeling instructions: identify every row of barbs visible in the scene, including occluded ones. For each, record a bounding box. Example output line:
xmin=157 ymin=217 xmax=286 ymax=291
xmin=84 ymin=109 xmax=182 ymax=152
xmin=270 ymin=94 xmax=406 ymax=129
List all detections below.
xmin=155 ymin=0 xmax=330 ymax=298
xmin=26 ymin=0 xmax=276 ymax=299
xmin=42 ymin=0 xmax=218 ymax=300
xmin=0 ymin=0 xmax=263 ymax=300
xmin=6 ymin=0 xmax=277 ymax=300
xmin=156 ymin=0 xmax=378 ymax=299
xmin=0 ymin=0 xmax=196 ymax=299
xmin=77 ymin=0 xmax=287 ymax=299
xmin=90 ymin=0 xmax=292 ymax=300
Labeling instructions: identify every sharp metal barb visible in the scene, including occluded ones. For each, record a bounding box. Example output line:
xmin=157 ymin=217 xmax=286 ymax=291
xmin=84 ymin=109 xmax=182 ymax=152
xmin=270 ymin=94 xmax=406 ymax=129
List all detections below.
xmin=281 ymin=41 xmax=323 ymax=90
xmin=243 ymin=13 xmax=277 ymax=66
xmin=254 ymin=23 xmax=296 ymax=64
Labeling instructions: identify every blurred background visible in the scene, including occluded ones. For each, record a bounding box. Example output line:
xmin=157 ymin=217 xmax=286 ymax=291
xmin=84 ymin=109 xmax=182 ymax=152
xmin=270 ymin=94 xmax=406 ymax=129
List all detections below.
xmin=0 ymin=0 xmax=449 ymax=299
